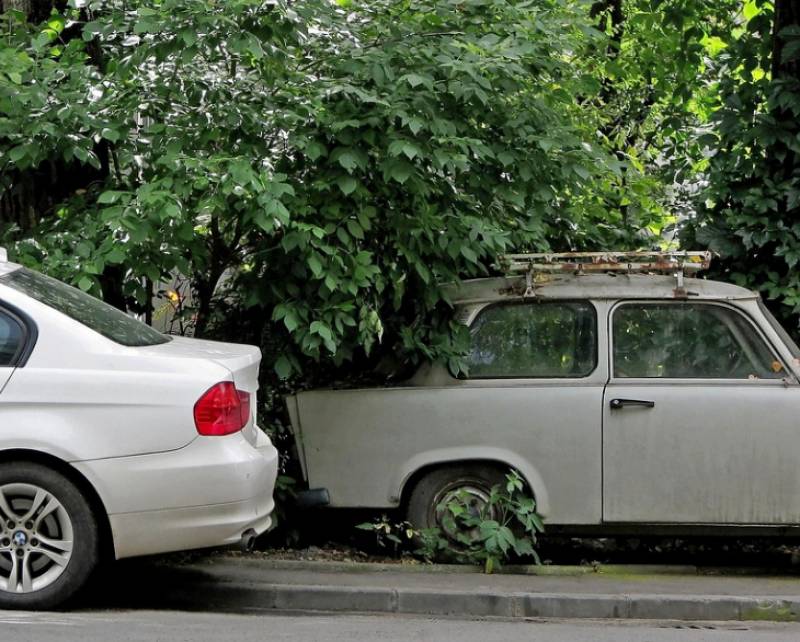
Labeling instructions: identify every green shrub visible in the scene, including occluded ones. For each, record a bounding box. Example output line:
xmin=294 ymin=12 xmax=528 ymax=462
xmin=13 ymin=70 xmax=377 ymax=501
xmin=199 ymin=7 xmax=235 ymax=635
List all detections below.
xmin=436 ymin=470 xmax=544 ymax=573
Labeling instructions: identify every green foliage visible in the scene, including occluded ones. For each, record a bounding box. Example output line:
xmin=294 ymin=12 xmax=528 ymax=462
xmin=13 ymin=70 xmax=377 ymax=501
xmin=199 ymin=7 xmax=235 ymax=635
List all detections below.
xmin=437 ymin=469 xmax=544 ymax=573
xmin=0 ymin=11 xmax=101 ymax=173
xmin=2 ymin=1 xmax=799 ymax=482
xmin=1 ymin=0 xmax=609 ymax=378
xmin=241 ymin=0 xmax=604 ymax=375
xmin=683 ymin=0 xmax=800 ymax=334
xmin=355 ymin=516 xmax=419 ymax=557
xmin=562 ymin=0 xmax=743 ymax=250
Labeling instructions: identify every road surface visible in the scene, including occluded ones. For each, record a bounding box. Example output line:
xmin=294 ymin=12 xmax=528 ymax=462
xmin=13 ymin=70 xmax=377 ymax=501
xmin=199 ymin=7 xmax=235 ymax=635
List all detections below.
xmin=0 ymin=611 xmax=798 ymax=642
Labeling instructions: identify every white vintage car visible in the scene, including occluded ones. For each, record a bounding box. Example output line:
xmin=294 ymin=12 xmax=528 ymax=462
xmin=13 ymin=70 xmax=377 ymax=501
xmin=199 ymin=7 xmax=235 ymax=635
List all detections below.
xmin=0 ymin=251 xmax=278 ymax=609
xmin=287 ymin=252 xmax=800 ymax=538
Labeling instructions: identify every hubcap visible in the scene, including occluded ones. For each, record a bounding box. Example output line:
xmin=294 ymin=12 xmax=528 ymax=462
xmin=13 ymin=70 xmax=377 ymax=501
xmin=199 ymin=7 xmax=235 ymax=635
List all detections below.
xmin=432 ymin=482 xmax=494 ymax=545
xmin=0 ymin=483 xmax=74 ymax=594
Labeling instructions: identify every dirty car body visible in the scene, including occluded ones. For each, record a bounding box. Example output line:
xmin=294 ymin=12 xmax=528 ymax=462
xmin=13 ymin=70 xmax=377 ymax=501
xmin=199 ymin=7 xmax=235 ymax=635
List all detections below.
xmin=287 ymin=272 xmax=800 ymax=532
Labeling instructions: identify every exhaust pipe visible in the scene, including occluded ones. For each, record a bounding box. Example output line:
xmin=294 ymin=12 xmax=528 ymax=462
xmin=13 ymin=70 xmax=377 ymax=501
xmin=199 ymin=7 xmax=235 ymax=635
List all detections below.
xmin=239 ymin=529 xmax=257 ymax=553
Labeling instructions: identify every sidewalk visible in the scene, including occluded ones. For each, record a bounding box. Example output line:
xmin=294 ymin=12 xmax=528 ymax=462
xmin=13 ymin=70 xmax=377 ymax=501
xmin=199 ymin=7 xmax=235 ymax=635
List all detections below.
xmin=86 ymin=556 xmax=800 ymax=622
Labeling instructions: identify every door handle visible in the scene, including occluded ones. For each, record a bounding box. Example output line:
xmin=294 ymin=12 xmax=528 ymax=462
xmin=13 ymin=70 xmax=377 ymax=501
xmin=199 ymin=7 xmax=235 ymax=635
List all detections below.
xmin=610 ymin=398 xmax=655 ymax=410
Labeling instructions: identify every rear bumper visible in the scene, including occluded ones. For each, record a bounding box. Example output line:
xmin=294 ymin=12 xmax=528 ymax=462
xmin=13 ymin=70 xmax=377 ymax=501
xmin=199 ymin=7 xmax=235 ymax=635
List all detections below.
xmin=73 ymin=430 xmax=278 ymax=559
xmin=108 ymin=497 xmax=274 ymax=559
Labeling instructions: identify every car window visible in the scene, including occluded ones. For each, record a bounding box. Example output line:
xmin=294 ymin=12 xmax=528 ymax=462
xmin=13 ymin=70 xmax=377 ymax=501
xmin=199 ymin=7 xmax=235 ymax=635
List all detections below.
xmin=0 ymin=311 xmax=23 ymax=367
xmin=465 ymin=301 xmax=597 ymax=378
xmin=613 ymin=303 xmax=784 ymax=379
xmin=758 ymin=299 xmax=800 ymax=360
xmin=0 ymin=268 xmax=170 ymax=347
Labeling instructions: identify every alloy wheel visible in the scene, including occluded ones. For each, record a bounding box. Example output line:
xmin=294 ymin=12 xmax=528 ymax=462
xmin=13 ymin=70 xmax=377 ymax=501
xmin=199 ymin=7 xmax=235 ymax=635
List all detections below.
xmin=0 ymin=483 xmax=74 ymax=594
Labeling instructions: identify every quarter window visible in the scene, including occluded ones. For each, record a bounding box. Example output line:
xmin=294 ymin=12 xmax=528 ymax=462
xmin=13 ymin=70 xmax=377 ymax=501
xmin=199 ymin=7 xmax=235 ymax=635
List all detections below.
xmin=0 ymin=311 xmax=23 ymax=367
xmin=465 ymin=301 xmax=597 ymax=378
xmin=613 ymin=303 xmax=783 ymax=379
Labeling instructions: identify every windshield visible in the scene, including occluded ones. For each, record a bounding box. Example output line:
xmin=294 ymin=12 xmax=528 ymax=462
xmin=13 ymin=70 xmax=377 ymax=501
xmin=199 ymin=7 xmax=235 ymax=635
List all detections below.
xmin=758 ymin=299 xmax=800 ymax=359
xmin=0 ymin=268 xmax=171 ymax=347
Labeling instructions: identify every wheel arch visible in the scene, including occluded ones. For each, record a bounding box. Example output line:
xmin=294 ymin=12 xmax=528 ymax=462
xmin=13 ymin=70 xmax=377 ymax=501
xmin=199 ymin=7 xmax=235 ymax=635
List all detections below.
xmin=0 ymin=448 xmax=115 ymax=562
xmin=394 ymin=447 xmax=550 ymax=516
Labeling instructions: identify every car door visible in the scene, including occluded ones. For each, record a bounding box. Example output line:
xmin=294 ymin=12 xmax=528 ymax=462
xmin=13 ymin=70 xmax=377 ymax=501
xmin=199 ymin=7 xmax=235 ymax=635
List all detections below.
xmin=603 ymin=300 xmax=800 ymax=524
xmin=0 ymin=308 xmax=25 ymax=392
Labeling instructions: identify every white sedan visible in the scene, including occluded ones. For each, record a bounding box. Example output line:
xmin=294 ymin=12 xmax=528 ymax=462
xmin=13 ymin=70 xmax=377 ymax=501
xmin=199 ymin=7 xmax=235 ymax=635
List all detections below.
xmin=0 ymin=252 xmax=278 ymax=609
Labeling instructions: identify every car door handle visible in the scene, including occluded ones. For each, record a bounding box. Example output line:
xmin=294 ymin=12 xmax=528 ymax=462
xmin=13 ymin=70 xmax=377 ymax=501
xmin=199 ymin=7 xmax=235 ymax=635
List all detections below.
xmin=610 ymin=398 xmax=655 ymax=410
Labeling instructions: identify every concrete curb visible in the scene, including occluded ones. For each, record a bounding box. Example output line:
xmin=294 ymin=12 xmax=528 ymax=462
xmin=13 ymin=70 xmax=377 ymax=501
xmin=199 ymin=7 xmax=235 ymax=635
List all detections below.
xmin=101 ymin=558 xmax=800 ymax=622
xmin=154 ymin=578 xmax=800 ymax=622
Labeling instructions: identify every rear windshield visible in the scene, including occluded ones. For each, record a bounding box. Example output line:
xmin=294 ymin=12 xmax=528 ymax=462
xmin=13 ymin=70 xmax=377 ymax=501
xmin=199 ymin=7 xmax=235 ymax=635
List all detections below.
xmin=0 ymin=268 xmax=170 ymax=347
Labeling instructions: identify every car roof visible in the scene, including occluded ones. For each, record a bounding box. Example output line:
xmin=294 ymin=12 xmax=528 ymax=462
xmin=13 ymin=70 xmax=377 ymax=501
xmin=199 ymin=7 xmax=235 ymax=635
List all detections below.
xmin=448 ymin=273 xmax=758 ymax=305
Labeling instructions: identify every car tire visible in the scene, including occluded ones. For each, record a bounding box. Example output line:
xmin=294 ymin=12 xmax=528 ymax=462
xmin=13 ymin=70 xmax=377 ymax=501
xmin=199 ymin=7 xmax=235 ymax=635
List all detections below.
xmin=406 ymin=464 xmax=506 ymax=544
xmin=0 ymin=462 xmax=99 ymax=610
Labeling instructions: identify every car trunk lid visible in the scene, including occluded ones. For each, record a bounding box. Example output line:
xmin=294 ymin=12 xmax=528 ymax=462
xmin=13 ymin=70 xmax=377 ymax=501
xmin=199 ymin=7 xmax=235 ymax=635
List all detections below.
xmin=137 ymin=336 xmax=262 ymax=444
xmin=139 ymin=336 xmax=260 ymax=390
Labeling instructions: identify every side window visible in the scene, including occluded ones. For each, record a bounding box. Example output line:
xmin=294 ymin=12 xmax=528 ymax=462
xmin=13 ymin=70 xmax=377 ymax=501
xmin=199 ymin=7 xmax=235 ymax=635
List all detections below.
xmin=466 ymin=301 xmax=597 ymax=378
xmin=613 ymin=303 xmax=784 ymax=379
xmin=0 ymin=311 xmax=23 ymax=367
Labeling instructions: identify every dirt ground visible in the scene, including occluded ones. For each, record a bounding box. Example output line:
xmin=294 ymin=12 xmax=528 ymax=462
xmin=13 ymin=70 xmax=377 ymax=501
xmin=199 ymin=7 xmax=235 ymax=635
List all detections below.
xmin=254 ymin=507 xmax=800 ymax=570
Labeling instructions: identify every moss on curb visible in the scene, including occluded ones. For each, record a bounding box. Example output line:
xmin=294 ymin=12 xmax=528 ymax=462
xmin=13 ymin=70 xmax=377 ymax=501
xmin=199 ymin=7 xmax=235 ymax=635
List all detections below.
xmin=742 ymin=603 xmax=800 ymax=622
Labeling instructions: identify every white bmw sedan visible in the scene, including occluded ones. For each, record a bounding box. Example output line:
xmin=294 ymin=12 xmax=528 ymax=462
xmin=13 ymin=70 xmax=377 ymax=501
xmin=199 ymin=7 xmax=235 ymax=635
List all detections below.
xmin=0 ymin=255 xmax=278 ymax=609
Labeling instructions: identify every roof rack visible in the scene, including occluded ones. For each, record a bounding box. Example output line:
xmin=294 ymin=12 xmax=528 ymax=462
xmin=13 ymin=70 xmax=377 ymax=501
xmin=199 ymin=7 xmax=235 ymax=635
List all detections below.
xmin=497 ymin=251 xmax=713 ymax=297
xmin=499 ymin=251 xmax=711 ymax=274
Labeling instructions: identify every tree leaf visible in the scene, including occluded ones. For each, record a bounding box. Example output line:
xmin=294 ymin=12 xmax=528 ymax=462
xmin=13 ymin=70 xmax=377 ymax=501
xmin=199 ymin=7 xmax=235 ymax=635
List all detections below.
xmin=310 ymin=320 xmax=333 ymax=341
xmin=307 ymin=255 xmax=324 ymax=278
xmin=98 ymin=191 xmax=126 ymax=204
xmin=384 ymin=159 xmax=413 ymax=184
xmin=336 ymin=175 xmax=358 ymax=195
xmin=346 ymin=219 xmax=364 ymax=239
xmin=274 ymin=356 xmax=293 ymax=379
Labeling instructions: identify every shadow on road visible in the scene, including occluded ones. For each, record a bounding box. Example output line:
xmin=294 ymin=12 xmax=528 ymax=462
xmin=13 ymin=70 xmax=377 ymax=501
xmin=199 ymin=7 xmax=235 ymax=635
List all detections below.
xmin=72 ymin=555 xmax=264 ymax=614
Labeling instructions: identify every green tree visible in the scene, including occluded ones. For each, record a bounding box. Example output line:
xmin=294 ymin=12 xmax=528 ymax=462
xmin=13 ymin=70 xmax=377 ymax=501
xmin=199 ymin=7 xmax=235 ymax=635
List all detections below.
xmin=2 ymin=0 xmax=604 ymax=378
xmin=684 ymin=0 xmax=800 ymax=334
xmin=567 ymin=0 xmax=742 ymax=250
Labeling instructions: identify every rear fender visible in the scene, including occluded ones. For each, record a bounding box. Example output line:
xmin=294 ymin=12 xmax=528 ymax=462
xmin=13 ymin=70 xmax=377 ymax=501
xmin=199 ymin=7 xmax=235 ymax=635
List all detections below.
xmin=394 ymin=446 xmax=551 ymax=517
xmin=284 ymin=394 xmax=308 ymax=480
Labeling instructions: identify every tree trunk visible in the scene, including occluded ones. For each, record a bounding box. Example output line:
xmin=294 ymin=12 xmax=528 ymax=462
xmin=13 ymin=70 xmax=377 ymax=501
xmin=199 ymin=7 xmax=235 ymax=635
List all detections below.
xmin=769 ymin=0 xmax=800 ymax=192
xmin=1 ymin=0 xmax=65 ymax=23
xmin=2 ymin=0 xmax=32 ymax=14
xmin=192 ymin=269 xmax=225 ymax=338
xmin=772 ymin=0 xmax=800 ymax=79
xmin=591 ymin=0 xmax=630 ymax=229
xmin=591 ymin=0 xmax=625 ymax=68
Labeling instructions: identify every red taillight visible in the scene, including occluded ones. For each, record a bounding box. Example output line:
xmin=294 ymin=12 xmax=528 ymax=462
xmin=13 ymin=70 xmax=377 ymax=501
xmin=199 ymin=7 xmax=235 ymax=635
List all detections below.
xmin=238 ymin=389 xmax=251 ymax=426
xmin=194 ymin=382 xmax=251 ymax=436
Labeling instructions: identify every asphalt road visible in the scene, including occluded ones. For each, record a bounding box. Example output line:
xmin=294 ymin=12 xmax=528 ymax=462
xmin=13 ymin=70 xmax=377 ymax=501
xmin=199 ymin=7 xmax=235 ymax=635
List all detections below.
xmin=0 ymin=612 xmax=798 ymax=642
